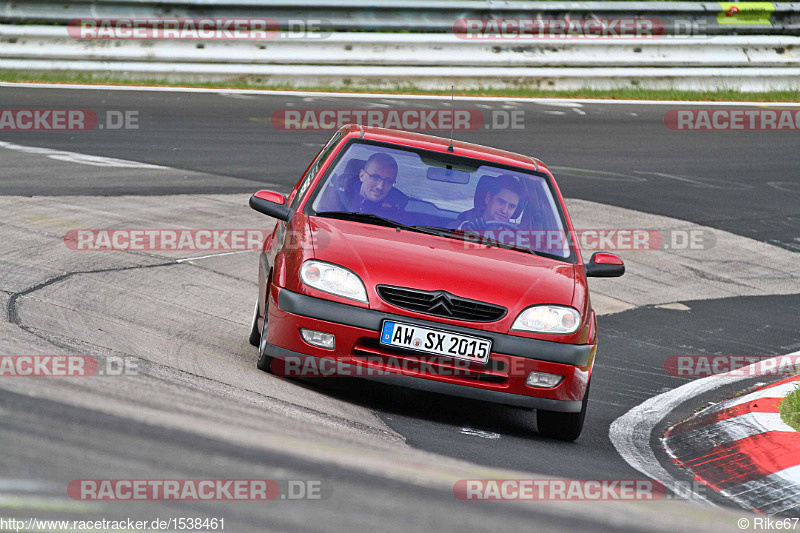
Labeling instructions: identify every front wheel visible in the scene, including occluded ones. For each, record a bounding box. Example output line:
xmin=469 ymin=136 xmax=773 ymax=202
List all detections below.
xmin=536 ymin=381 xmax=590 ymax=442
xmin=248 ymin=301 xmax=261 ymax=347
xmin=256 ymin=300 xmax=275 ymax=373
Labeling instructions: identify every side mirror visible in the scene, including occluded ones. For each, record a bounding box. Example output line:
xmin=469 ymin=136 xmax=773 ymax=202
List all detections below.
xmin=585 ymin=252 xmax=625 ymax=278
xmin=249 ymin=190 xmax=291 ymax=221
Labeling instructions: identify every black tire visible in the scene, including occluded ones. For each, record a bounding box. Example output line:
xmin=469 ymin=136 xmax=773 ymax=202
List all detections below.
xmin=256 ymin=301 xmax=275 ymax=374
xmin=248 ymin=301 xmax=261 ymax=347
xmin=536 ymin=381 xmax=590 ymax=442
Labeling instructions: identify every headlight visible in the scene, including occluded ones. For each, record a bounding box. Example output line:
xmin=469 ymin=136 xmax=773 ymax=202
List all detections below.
xmin=511 ymin=305 xmax=581 ymax=334
xmin=300 ymin=260 xmax=368 ymax=303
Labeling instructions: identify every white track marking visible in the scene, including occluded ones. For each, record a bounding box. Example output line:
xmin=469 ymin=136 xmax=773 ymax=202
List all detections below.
xmin=0 ymin=141 xmax=165 ymax=169
xmin=176 ymin=250 xmax=255 ymax=263
xmin=610 ymin=351 xmax=800 ymax=504
xmin=218 ymin=92 xmax=258 ymax=99
xmin=767 ymin=182 xmax=800 ymax=194
xmin=460 ymin=427 xmax=501 ymax=439
xmin=0 ymin=479 xmax=55 ymax=492
xmin=636 ymin=171 xmax=754 ymax=190
xmin=536 ymin=102 xmax=584 ymax=108
xmin=550 ymin=166 xmax=646 ymax=182
xmin=654 ymin=303 xmax=692 ymax=311
xmin=3 ymin=82 xmax=800 ymax=106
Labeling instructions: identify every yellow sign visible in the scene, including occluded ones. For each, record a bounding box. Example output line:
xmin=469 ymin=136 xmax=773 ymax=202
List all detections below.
xmin=717 ymin=2 xmax=775 ymax=25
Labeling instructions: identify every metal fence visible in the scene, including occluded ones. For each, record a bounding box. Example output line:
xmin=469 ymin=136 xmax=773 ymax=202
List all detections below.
xmin=2 ymin=1 xmax=799 ymax=34
xmin=1 ymin=1 xmax=798 ymax=91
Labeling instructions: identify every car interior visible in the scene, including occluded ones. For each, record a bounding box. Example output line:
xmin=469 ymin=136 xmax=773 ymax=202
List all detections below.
xmin=314 ymin=150 xmax=565 ymax=241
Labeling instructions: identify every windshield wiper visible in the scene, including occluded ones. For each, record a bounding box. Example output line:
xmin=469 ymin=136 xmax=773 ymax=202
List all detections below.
xmin=315 ymin=211 xmax=405 ymax=229
xmin=315 ymin=214 xmax=467 ymax=242
xmin=316 ymin=213 xmax=457 ymax=237
xmin=404 ymin=224 xmax=532 ymax=252
xmin=408 ymin=226 xmax=538 ymax=254
xmin=406 ymin=225 xmax=463 ymax=239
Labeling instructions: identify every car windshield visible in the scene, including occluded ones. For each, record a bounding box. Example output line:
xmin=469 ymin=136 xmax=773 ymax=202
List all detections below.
xmin=306 ymin=141 xmax=573 ymax=260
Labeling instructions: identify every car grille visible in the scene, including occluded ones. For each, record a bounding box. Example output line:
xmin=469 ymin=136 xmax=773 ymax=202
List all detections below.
xmin=376 ymin=285 xmax=507 ymax=322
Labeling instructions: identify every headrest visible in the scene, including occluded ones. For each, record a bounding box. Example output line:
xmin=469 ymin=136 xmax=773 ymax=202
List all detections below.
xmin=337 ymin=158 xmax=367 ymax=193
xmin=473 ymin=175 xmax=498 ymax=209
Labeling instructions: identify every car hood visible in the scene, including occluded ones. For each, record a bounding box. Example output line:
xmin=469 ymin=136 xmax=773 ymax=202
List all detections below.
xmin=309 ymin=217 xmax=576 ymax=313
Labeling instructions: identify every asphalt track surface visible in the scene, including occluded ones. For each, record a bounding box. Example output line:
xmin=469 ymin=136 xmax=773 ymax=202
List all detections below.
xmin=1 ymin=85 xmax=799 ymax=531
xmin=2 ymin=86 xmax=799 ymax=251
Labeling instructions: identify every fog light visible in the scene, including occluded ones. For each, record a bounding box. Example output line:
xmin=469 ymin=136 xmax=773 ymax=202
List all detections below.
xmin=300 ymin=329 xmax=335 ymax=350
xmin=525 ymin=371 xmax=563 ymax=388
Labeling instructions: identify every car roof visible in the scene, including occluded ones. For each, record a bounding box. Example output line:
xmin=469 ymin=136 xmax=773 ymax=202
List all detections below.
xmin=339 ymin=124 xmax=548 ymax=174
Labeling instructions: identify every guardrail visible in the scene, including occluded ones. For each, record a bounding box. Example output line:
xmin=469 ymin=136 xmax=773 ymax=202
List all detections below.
xmin=2 ymin=27 xmax=798 ymax=67
xmin=1 ymin=1 xmax=799 ymax=34
xmin=0 ymin=2 xmax=798 ymax=91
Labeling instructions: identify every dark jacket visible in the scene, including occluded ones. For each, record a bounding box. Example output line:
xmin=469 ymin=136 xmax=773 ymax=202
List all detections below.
xmin=318 ymin=179 xmax=408 ymax=221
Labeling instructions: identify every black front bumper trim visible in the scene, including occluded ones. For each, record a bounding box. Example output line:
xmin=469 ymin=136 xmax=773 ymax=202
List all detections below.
xmin=264 ymin=343 xmax=582 ymax=412
xmin=278 ymin=288 xmax=592 ymax=367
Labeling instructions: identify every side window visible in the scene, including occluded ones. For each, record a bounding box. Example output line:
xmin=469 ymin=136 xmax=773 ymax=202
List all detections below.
xmin=289 ymin=130 xmax=344 ymax=210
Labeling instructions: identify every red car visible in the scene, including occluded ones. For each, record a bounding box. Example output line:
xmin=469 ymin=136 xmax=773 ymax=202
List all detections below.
xmin=248 ymin=124 xmax=624 ymax=441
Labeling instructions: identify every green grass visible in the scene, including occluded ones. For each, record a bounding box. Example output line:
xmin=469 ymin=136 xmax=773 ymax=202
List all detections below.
xmin=2 ymin=70 xmax=799 ymax=102
xmin=779 ymin=382 xmax=800 ymax=432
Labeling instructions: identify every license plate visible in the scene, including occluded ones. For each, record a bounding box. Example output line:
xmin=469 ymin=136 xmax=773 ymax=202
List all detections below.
xmin=380 ymin=320 xmax=491 ymax=364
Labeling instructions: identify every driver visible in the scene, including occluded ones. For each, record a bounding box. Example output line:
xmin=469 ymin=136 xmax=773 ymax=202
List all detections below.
xmin=458 ymin=175 xmax=524 ymax=231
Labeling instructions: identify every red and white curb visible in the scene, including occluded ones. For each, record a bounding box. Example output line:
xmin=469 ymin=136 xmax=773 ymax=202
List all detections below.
xmin=664 ymin=375 xmax=800 ymax=515
xmin=610 ymin=351 xmax=800 ymax=510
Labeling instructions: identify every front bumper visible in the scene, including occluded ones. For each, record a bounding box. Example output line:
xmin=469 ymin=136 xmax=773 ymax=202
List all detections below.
xmin=266 ymin=288 xmax=594 ymax=412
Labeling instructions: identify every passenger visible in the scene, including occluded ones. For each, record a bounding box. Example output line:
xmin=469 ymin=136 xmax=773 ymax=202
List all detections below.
xmin=458 ymin=175 xmax=525 ymax=231
xmin=316 ymin=152 xmax=407 ymax=219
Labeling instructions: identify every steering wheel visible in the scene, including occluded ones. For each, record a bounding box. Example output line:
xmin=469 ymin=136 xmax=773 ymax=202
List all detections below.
xmin=482 ymin=220 xmax=517 ymax=230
